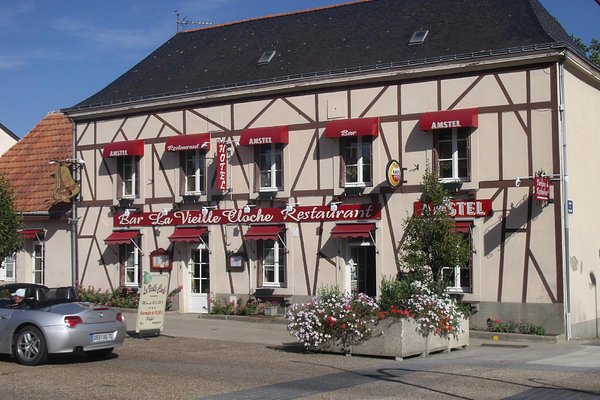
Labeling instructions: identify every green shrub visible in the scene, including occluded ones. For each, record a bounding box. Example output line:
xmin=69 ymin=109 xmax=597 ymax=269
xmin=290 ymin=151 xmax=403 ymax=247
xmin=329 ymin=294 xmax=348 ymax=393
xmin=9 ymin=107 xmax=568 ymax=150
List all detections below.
xmin=486 ymin=318 xmax=546 ymax=335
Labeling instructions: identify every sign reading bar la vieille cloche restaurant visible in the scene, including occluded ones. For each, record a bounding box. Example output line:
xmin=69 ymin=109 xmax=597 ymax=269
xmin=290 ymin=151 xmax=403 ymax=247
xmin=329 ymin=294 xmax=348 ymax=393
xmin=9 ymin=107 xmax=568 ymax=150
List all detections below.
xmin=114 ymin=204 xmax=382 ymax=227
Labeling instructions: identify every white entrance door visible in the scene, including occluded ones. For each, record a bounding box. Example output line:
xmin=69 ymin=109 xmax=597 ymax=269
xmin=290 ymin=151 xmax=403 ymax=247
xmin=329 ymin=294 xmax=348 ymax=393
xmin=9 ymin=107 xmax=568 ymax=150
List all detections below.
xmin=188 ymin=246 xmax=210 ymax=313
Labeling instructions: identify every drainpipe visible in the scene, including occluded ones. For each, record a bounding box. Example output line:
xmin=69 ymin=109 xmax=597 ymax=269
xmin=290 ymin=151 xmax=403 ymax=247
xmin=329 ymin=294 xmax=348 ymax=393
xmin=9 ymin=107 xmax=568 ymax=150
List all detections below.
xmin=69 ymin=118 xmax=79 ymax=288
xmin=559 ymin=59 xmax=572 ymax=340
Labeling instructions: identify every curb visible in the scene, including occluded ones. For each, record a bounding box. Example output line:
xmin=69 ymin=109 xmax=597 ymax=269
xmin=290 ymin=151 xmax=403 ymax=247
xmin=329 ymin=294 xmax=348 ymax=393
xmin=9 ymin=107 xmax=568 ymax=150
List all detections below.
xmin=199 ymin=313 xmax=288 ymax=325
xmin=470 ymin=330 xmax=565 ymax=344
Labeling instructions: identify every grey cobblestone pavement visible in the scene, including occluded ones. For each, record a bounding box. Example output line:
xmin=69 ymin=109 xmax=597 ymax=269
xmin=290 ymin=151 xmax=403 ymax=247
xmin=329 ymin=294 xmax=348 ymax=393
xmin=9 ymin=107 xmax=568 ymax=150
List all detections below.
xmin=134 ymin=312 xmax=600 ymax=400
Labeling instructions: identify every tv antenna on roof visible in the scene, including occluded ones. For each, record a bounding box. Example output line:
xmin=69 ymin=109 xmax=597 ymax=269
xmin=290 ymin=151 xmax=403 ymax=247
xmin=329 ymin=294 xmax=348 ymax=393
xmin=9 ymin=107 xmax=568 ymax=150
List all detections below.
xmin=175 ymin=10 xmax=212 ymax=33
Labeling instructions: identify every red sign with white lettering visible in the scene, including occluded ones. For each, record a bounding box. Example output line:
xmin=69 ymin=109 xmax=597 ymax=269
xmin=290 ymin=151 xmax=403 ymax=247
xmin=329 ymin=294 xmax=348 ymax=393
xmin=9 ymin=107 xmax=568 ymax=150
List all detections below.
xmin=216 ymin=142 xmax=228 ymax=191
xmin=114 ymin=204 xmax=382 ymax=227
xmin=413 ymin=199 xmax=493 ymax=218
xmin=534 ymin=176 xmax=550 ymax=201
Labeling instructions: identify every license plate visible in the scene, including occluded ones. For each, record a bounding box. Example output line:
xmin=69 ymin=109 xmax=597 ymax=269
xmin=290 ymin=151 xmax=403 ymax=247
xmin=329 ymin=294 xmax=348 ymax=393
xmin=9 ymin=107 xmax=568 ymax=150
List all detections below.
xmin=90 ymin=332 xmax=114 ymax=344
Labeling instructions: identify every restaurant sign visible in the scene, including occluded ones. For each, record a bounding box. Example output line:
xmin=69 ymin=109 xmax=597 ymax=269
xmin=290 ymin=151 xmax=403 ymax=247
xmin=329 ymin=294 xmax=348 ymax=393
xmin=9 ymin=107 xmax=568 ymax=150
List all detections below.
xmin=414 ymin=199 xmax=492 ymax=218
xmin=114 ymin=203 xmax=382 ymax=227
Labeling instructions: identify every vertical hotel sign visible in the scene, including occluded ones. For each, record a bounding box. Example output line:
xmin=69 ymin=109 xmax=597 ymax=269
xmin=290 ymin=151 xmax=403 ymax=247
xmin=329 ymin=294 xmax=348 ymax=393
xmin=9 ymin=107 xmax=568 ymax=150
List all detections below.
xmin=216 ymin=142 xmax=228 ymax=191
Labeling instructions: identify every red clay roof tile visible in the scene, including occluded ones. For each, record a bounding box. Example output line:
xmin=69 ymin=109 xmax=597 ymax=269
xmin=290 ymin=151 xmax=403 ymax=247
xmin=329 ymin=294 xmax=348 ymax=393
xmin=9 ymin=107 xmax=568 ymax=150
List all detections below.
xmin=0 ymin=113 xmax=72 ymax=213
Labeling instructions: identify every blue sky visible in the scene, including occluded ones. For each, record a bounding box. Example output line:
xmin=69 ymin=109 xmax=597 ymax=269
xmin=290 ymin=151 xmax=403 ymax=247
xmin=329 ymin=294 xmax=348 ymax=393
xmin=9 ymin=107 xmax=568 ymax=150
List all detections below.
xmin=1 ymin=0 xmax=598 ymax=138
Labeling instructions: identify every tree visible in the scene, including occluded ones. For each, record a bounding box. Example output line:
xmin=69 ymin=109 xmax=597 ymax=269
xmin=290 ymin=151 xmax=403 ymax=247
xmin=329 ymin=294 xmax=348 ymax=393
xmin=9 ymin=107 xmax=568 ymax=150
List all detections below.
xmin=0 ymin=175 xmax=23 ymax=260
xmin=398 ymin=167 xmax=471 ymax=292
xmin=571 ymin=35 xmax=600 ymax=66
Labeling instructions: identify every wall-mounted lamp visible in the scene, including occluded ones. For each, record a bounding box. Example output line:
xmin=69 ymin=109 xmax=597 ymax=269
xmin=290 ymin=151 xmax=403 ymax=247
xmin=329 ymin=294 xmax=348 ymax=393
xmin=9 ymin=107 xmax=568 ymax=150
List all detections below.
xmin=123 ymin=209 xmax=131 ymax=217
xmin=330 ymin=201 xmax=342 ymax=212
xmin=243 ymin=204 xmax=256 ymax=213
xmin=285 ymin=202 xmax=299 ymax=213
xmin=202 ymin=206 xmax=217 ymax=216
xmin=515 ymin=177 xmax=521 ymax=187
xmin=160 ymin=208 xmax=170 ymax=216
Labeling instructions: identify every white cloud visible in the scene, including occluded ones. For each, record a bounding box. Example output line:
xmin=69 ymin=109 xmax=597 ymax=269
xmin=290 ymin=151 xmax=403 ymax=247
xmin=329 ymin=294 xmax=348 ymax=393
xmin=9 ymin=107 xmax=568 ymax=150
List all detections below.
xmin=0 ymin=0 xmax=35 ymax=30
xmin=0 ymin=55 xmax=25 ymax=70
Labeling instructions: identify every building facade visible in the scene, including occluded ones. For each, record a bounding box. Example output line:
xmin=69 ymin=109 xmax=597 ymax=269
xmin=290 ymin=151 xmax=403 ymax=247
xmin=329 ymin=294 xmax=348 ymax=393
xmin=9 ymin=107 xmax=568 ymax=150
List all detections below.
xmin=65 ymin=0 xmax=600 ymax=338
xmin=0 ymin=113 xmax=75 ymax=288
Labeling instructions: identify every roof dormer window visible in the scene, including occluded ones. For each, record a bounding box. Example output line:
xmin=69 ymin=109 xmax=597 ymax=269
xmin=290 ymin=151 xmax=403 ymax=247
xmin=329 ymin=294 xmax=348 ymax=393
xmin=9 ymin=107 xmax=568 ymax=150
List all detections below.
xmin=258 ymin=50 xmax=276 ymax=65
xmin=409 ymin=30 xmax=429 ymax=45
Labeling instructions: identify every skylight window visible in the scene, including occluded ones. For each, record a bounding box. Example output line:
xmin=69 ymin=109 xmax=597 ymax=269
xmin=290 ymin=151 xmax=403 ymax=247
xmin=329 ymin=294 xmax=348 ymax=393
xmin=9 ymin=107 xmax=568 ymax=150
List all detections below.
xmin=258 ymin=50 xmax=276 ymax=65
xmin=409 ymin=30 xmax=429 ymax=45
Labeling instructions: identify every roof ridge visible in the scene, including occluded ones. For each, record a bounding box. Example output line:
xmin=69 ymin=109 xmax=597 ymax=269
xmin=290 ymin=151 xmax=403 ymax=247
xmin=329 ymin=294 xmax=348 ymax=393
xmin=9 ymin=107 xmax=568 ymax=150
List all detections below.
xmin=180 ymin=0 xmax=371 ymax=34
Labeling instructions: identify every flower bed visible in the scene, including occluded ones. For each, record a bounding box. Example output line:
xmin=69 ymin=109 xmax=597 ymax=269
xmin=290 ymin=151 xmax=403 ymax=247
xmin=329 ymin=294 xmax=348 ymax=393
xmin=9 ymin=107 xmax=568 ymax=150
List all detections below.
xmin=317 ymin=317 xmax=469 ymax=359
xmin=286 ymin=283 xmax=469 ymax=359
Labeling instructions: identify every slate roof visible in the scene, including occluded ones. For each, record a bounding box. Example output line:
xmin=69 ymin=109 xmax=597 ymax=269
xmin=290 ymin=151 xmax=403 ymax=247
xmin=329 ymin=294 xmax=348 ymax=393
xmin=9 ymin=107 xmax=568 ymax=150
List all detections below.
xmin=71 ymin=0 xmax=581 ymax=110
xmin=0 ymin=113 xmax=72 ymax=214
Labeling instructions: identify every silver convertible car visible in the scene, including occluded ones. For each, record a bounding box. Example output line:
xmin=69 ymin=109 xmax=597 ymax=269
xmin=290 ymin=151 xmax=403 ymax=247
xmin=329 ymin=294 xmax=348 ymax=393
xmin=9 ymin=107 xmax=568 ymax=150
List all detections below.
xmin=0 ymin=284 xmax=127 ymax=365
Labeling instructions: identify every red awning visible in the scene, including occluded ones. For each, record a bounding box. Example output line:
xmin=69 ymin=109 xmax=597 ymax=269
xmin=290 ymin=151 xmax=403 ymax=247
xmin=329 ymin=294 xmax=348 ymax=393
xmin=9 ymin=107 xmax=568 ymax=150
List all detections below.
xmin=244 ymin=225 xmax=284 ymax=240
xmin=454 ymin=221 xmax=472 ymax=233
xmin=165 ymin=133 xmax=211 ymax=152
xmin=419 ymin=108 xmax=478 ymax=131
xmin=325 ymin=117 xmax=379 ymax=139
xmin=168 ymin=227 xmax=208 ymax=243
xmin=239 ymin=126 xmax=289 ymax=146
xmin=102 ymin=139 xmax=145 ymax=158
xmin=331 ymin=223 xmax=375 ymax=238
xmin=19 ymin=229 xmax=44 ymax=239
xmin=104 ymin=230 xmax=140 ymax=245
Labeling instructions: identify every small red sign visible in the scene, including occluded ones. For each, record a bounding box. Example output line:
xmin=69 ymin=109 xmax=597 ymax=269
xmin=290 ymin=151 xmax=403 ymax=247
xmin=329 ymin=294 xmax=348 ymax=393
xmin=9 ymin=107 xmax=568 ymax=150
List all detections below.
xmin=216 ymin=142 xmax=228 ymax=191
xmin=534 ymin=176 xmax=550 ymax=201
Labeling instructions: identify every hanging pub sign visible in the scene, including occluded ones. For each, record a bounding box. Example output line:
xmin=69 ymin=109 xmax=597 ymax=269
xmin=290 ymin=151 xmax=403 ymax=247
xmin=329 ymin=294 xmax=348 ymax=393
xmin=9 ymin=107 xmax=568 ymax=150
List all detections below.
xmin=385 ymin=160 xmax=402 ymax=188
xmin=114 ymin=203 xmax=382 ymax=227
xmin=534 ymin=176 xmax=550 ymax=201
xmin=414 ymin=199 xmax=493 ymax=218
xmin=216 ymin=142 xmax=228 ymax=191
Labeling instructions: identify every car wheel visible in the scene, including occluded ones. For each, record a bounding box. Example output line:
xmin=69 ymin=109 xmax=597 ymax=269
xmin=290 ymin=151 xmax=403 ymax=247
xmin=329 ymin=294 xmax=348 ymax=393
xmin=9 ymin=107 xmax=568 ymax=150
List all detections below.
xmin=13 ymin=326 xmax=48 ymax=366
xmin=85 ymin=348 xmax=114 ymax=359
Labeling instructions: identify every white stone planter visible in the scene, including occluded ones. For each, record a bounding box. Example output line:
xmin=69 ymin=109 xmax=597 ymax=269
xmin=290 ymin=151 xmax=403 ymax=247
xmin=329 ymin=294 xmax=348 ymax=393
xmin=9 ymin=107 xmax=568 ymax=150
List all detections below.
xmin=317 ymin=317 xmax=469 ymax=360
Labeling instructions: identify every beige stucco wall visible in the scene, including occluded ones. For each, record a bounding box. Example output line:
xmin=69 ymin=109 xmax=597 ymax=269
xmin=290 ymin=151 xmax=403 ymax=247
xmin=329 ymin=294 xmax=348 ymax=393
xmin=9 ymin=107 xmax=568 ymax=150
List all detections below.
xmin=1 ymin=220 xmax=72 ymax=287
xmin=562 ymin=62 xmax=600 ymax=338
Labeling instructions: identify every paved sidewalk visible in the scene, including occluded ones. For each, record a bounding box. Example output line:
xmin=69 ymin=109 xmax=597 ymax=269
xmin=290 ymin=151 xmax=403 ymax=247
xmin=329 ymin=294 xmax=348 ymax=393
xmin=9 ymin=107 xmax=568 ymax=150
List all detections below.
xmin=120 ymin=311 xmax=600 ymax=399
xmin=123 ymin=311 xmax=600 ymax=369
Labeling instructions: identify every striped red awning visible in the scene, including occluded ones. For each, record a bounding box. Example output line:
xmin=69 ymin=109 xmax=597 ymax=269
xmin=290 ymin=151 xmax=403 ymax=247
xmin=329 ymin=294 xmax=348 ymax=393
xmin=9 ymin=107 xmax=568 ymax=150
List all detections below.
xmin=325 ymin=117 xmax=379 ymax=139
xmin=454 ymin=221 xmax=472 ymax=233
xmin=165 ymin=133 xmax=211 ymax=152
xmin=104 ymin=230 xmax=140 ymax=245
xmin=240 ymin=126 xmax=289 ymax=146
xmin=168 ymin=227 xmax=208 ymax=243
xmin=19 ymin=229 xmax=44 ymax=239
xmin=102 ymin=139 xmax=145 ymax=158
xmin=331 ymin=223 xmax=375 ymax=238
xmin=244 ymin=225 xmax=284 ymax=240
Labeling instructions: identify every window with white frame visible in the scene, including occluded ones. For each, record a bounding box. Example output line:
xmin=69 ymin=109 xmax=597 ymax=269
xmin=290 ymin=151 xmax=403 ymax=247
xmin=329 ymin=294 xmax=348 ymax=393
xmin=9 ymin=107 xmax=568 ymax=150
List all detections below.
xmin=183 ymin=150 xmax=206 ymax=194
xmin=343 ymin=137 xmax=372 ymax=186
xmin=121 ymin=239 xmax=141 ymax=287
xmin=1 ymin=255 xmax=16 ymax=281
xmin=257 ymin=144 xmax=283 ymax=191
xmin=436 ymin=128 xmax=469 ymax=180
xmin=33 ymin=241 xmax=45 ymax=284
xmin=260 ymin=239 xmax=286 ymax=286
xmin=119 ymin=156 xmax=137 ymax=198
